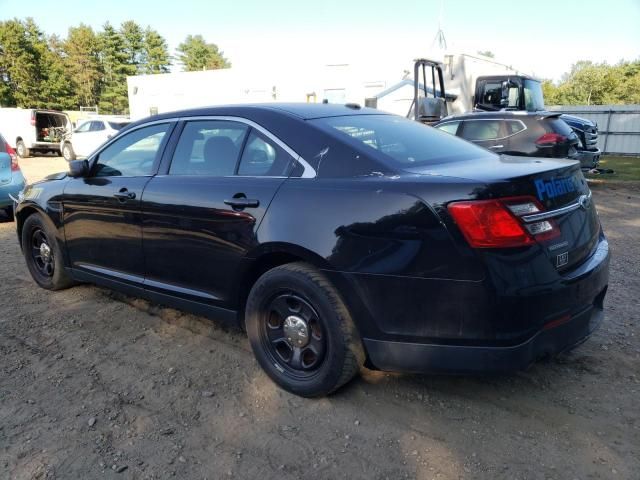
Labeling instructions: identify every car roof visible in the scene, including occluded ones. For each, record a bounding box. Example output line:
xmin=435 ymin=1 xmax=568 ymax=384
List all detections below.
xmin=437 ymin=111 xmax=559 ymax=123
xmin=137 ymin=103 xmax=385 ymax=124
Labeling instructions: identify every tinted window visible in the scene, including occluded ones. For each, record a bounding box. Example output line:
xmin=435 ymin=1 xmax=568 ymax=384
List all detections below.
xmin=238 ymin=130 xmax=293 ymax=176
xmin=547 ymin=118 xmax=574 ymax=136
xmin=478 ymin=82 xmax=502 ymax=109
xmin=109 ymin=122 xmax=129 ymax=130
xmin=94 ymin=123 xmax=169 ymax=177
xmin=0 ymin=134 xmax=6 ymax=152
xmin=461 ymin=120 xmax=502 ymax=141
xmin=311 ymin=115 xmax=493 ymax=167
xmin=90 ymin=121 xmax=106 ymax=132
xmin=170 ymin=120 xmax=247 ymax=176
xmin=435 ymin=121 xmax=460 ymax=135
xmin=506 ymin=120 xmax=525 ymax=135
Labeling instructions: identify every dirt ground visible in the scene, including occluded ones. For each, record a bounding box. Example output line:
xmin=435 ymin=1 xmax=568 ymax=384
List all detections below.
xmin=1 ymin=157 xmax=639 ymax=479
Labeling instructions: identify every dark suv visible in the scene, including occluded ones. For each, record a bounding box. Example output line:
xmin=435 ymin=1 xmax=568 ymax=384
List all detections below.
xmin=434 ymin=111 xmax=587 ymax=166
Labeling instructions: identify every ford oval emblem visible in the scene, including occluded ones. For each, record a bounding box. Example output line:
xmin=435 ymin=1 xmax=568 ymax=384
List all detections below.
xmin=578 ymin=194 xmax=591 ymax=210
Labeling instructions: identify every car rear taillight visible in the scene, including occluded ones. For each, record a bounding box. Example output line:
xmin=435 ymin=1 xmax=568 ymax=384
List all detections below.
xmin=6 ymin=145 xmax=20 ymax=172
xmin=448 ymin=197 xmax=559 ymax=248
xmin=535 ymin=133 xmax=566 ymax=145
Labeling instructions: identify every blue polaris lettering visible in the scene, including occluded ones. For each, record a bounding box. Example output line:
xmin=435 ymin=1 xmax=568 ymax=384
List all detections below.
xmin=535 ymin=176 xmax=577 ymax=201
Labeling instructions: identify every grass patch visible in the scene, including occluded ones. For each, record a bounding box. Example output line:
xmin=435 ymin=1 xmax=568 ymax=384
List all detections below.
xmin=585 ymin=156 xmax=640 ymax=182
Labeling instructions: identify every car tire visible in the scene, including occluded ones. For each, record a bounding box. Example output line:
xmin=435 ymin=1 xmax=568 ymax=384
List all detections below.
xmin=21 ymin=213 xmax=76 ymax=291
xmin=245 ymin=262 xmax=365 ymax=397
xmin=16 ymin=140 xmax=30 ymax=158
xmin=62 ymin=142 xmax=76 ymax=161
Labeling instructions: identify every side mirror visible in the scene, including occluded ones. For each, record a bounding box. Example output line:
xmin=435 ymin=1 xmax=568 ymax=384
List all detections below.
xmin=68 ymin=159 xmax=90 ymax=178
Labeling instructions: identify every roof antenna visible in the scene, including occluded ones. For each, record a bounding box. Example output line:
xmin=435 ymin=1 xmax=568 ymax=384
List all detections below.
xmin=431 ymin=0 xmax=447 ymax=51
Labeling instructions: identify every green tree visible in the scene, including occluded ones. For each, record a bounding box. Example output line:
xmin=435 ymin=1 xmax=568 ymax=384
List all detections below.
xmin=141 ymin=27 xmax=171 ymax=74
xmin=477 ymin=50 xmax=495 ymax=58
xmin=63 ymin=24 xmax=101 ymax=108
xmin=98 ymin=22 xmax=133 ymax=114
xmin=39 ymin=34 xmax=75 ymax=110
xmin=176 ymin=34 xmax=230 ymax=72
xmin=0 ymin=18 xmax=44 ymax=107
xmin=121 ymin=20 xmax=145 ymax=73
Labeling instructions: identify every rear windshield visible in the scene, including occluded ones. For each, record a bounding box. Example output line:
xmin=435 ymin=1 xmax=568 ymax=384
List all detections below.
xmin=547 ymin=118 xmax=574 ymax=136
xmin=109 ymin=122 xmax=129 ymax=130
xmin=310 ymin=114 xmax=493 ymax=167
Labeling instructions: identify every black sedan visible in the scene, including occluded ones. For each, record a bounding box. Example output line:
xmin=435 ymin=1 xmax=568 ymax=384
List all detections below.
xmin=14 ymin=104 xmax=610 ymax=397
xmin=433 ymin=111 xmax=588 ymax=166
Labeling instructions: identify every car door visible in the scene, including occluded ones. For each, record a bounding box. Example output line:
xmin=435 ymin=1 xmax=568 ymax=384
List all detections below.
xmin=63 ymin=122 xmax=174 ymax=287
xmin=140 ymin=118 xmax=296 ymax=308
xmin=71 ymin=121 xmax=93 ymax=157
xmin=458 ymin=119 xmax=507 ymax=153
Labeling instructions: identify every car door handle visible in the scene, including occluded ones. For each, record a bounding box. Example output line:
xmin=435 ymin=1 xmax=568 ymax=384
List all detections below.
xmin=113 ymin=189 xmax=136 ymax=201
xmin=489 ymin=145 xmax=504 ymax=149
xmin=224 ymin=198 xmax=260 ymax=209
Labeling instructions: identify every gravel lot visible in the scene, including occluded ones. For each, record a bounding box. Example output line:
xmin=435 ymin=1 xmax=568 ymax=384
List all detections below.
xmin=1 ymin=157 xmax=639 ymax=479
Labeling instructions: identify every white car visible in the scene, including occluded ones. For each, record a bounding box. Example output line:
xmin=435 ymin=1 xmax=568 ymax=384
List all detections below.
xmin=61 ymin=118 xmax=130 ymax=161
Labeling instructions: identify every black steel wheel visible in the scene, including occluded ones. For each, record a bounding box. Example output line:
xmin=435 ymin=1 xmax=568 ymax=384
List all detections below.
xmin=22 ymin=214 xmax=75 ymax=291
xmin=261 ymin=293 xmax=327 ymax=377
xmin=246 ymin=262 xmax=365 ymax=397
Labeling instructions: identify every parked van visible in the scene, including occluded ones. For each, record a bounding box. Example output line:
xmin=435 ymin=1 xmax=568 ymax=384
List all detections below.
xmin=0 ymin=108 xmax=72 ymax=158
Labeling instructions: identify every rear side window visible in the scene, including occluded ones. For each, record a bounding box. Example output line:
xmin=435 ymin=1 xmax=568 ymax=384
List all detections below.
xmin=90 ymin=121 xmax=105 ymax=132
xmin=311 ymin=114 xmax=493 ymax=167
xmin=460 ymin=120 xmax=502 ymax=141
xmin=505 ymin=120 xmax=525 ymax=135
xmin=170 ymin=120 xmax=248 ymax=176
xmin=435 ymin=121 xmax=460 ymax=135
xmin=238 ymin=130 xmax=293 ymax=176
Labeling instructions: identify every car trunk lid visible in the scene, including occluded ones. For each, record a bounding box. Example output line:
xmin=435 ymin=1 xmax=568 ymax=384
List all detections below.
xmin=406 ymin=155 xmax=600 ymax=271
xmin=0 ymin=153 xmax=12 ymax=185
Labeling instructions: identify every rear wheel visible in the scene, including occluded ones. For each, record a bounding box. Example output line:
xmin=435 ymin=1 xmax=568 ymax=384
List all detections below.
xmin=245 ymin=262 xmax=365 ymax=397
xmin=16 ymin=140 xmax=30 ymax=158
xmin=22 ymin=214 xmax=75 ymax=290
xmin=62 ymin=142 xmax=76 ymax=161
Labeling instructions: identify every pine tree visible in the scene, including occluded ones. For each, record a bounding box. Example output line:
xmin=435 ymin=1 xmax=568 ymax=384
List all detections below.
xmin=176 ymin=35 xmax=230 ymax=72
xmin=121 ymin=20 xmax=145 ymax=74
xmin=142 ymin=27 xmax=171 ymax=74
xmin=98 ymin=23 xmax=133 ymax=114
xmin=63 ymin=24 xmax=101 ymax=109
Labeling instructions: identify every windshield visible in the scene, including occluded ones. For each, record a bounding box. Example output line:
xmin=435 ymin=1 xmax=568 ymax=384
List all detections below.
xmin=311 ymin=115 xmax=494 ymax=168
xmin=524 ymin=79 xmax=545 ymax=111
xmin=109 ymin=122 xmax=130 ymax=130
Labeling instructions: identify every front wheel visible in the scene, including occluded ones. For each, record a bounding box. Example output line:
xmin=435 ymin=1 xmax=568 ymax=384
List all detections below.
xmin=62 ymin=142 xmax=76 ymax=161
xmin=21 ymin=214 xmax=75 ymax=290
xmin=245 ymin=262 xmax=365 ymax=397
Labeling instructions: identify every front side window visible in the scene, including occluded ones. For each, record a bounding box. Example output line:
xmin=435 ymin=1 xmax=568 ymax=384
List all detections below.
xmin=170 ymin=120 xmax=248 ymax=176
xmin=435 ymin=121 xmax=461 ymax=135
xmin=238 ymin=130 xmax=294 ymax=176
xmin=311 ymin=114 xmax=493 ymax=167
xmin=461 ymin=120 xmax=502 ymax=141
xmin=94 ymin=123 xmax=170 ymax=177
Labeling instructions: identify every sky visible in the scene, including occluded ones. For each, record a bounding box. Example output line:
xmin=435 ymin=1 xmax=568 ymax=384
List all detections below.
xmin=1 ymin=0 xmax=639 ymax=81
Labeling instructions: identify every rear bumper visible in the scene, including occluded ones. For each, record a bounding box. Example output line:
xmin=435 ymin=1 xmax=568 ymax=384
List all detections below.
xmin=0 ymin=176 xmax=25 ymax=208
xmin=364 ymin=304 xmax=603 ymax=374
